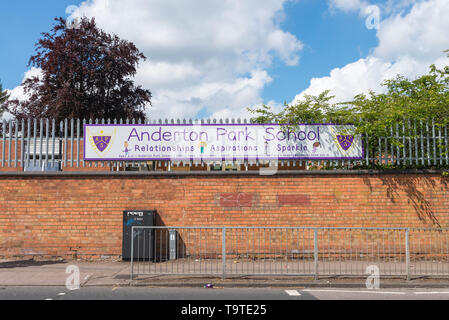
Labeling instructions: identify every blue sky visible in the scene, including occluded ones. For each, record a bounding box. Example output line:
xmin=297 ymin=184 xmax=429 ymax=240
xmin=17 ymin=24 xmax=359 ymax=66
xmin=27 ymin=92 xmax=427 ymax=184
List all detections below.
xmin=2 ymin=0 xmax=448 ymax=119
xmin=0 ymin=0 xmax=377 ymax=100
xmin=265 ymin=0 xmax=378 ymax=103
xmin=0 ymin=0 xmax=83 ymax=88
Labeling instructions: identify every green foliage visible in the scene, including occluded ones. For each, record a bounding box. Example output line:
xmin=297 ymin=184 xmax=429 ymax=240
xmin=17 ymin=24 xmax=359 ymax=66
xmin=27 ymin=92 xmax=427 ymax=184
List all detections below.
xmin=249 ymin=54 xmax=449 ymax=138
xmin=249 ymin=52 xmax=449 ymax=135
xmin=248 ymin=52 xmax=449 ymax=170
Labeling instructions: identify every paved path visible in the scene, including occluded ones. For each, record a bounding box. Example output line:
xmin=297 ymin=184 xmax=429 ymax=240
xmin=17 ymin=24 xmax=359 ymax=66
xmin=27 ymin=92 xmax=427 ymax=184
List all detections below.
xmin=1 ymin=259 xmax=449 ymax=288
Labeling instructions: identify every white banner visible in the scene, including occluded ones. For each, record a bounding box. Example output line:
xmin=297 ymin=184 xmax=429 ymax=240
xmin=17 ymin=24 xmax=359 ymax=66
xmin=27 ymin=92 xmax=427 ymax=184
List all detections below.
xmin=84 ymin=124 xmax=363 ymax=161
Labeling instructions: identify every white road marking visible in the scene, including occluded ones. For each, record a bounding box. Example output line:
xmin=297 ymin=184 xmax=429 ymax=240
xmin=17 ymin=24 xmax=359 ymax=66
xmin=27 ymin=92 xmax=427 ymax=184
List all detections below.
xmin=45 ymin=298 xmax=53 ymax=300
xmin=414 ymin=291 xmax=449 ymax=295
xmin=302 ymin=289 xmax=405 ymax=295
xmin=57 ymin=293 xmax=66 ymax=296
xmin=285 ymin=290 xmax=301 ymax=296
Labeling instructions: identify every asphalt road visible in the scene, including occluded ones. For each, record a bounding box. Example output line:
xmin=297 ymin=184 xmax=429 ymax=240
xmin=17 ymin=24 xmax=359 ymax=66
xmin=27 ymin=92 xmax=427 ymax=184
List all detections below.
xmin=1 ymin=286 xmax=449 ymax=300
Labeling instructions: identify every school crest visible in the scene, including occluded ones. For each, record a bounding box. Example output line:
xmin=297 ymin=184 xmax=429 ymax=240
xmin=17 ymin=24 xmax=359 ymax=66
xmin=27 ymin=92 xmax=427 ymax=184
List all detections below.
xmin=93 ymin=135 xmax=112 ymax=152
xmin=87 ymin=128 xmax=116 ymax=157
xmin=336 ymin=135 xmax=354 ymax=151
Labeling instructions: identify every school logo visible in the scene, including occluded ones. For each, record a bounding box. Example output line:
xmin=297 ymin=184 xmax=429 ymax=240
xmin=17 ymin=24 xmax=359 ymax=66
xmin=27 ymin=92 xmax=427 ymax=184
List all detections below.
xmin=87 ymin=128 xmax=116 ymax=157
xmin=330 ymin=126 xmax=356 ymax=154
xmin=93 ymin=135 xmax=112 ymax=152
xmin=336 ymin=135 xmax=354 ymax=151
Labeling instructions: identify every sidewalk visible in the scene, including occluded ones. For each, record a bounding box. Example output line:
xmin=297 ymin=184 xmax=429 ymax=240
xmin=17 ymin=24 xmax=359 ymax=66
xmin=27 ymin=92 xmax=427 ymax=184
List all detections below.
xmin=0 ymin=259 xmax=131 ymax=287
xmin=1 ymin=258 xmax=449 ymax=288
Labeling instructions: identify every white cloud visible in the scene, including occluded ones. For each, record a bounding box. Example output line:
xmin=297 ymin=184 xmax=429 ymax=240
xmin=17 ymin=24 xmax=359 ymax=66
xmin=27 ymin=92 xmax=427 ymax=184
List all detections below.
xmin=328 ymin=0 xmax=420 ymax=15
xmin=374 ymin=0 xmax=449 ymax=62
xmin=293 ymin=0 xmax=449 ymax=105
xmin=66 ymin=0 xmax=303 ymax=119
xmin=2 ymin=68 xmax=42 ymax=120
xmin=329 ymin=0 xmax=366 ymax=12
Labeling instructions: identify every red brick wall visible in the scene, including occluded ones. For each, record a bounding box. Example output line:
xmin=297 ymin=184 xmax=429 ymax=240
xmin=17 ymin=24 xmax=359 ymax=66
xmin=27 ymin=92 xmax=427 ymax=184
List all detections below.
xmin=0 ymin=173 xmax=448 ymax=259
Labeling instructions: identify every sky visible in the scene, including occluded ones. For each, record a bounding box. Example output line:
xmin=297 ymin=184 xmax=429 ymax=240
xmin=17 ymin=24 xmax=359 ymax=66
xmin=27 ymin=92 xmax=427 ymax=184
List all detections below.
xmin=1 ymin=0 xmax=449 ymax=120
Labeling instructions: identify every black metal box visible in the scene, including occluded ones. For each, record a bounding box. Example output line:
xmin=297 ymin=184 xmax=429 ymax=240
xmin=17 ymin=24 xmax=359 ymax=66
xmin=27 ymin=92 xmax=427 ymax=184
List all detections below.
xmin=122 ymin=210 xmax=156 ymax=261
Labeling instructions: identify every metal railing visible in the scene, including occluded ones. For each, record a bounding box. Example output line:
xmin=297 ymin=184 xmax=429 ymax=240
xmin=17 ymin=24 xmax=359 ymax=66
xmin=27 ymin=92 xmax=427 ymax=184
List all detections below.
xmin=0 ymin=118 xmax=448 ymax=171
xmin=130 ymin=227 xmax=449 ymax=280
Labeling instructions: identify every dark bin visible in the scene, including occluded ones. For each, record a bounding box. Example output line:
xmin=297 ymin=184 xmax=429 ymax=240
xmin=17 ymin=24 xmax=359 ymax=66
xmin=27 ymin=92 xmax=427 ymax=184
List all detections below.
xmin=122 ymin=210 xmax=156 ymax=261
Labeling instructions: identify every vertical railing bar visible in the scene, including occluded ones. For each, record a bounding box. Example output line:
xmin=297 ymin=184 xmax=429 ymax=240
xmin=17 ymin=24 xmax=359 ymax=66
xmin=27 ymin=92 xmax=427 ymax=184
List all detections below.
xmin=402 ymin=121 xmax=406 ymax=165
xmin=444 ymin=124 xmax=449 ymax=165
xmin=414 ymin=120 xmax=418 ymax=166
xmin=166 ymin=230 xmax=169 ymax=274
xmin=314 ymin=228 xmax=318 ymax=280
xmin=160 ymin=230 xmax=164 ymax=274
xmin=199 ymin=228 xmax=202 ymax=274
xmin=222 ymin=227 xmax=226 ymax=279
xmin=26 ymin=119 xmax=31 ymax=169
xmin=407 ymin=119 xmax=412 ymax=166
xmin=1 ymin=119 xmax=5 ymax=167
xmin=262 ymin=228 xmax=267 ymax=273
xmin=64 ymin=119 xmax=68 ymax=168
xmin=70 ymin=119 xmax=74 ymax=167
xmin=20 ymin=119 xmax=24 ymax=167
xmin=258 ymin=227 xmax=261 ymax=274
xmin=14 ymin=119 xmax=18 ymax=168
xmin=45 ymin=119 xmax=49 ymax=170
xmin=38 ymin=119 xmax=43 ymax=170
xmin=137 ymin=228 xmax=140 ymax=276
xmin=378 ymin=137 xmax=381 ymax=165
xmin=396 ymin=123 xmax=400 ymax=166
xmin=417 ymin=230 xmax=421 ymax=275
xmin=419 ymin=120 xmax=424 ymax=166
xmin=382 ymin=230 xmax=385 ymax=276
xmin=33 ymin=119 xmax=37 ymax=168
xmin=328 ymin=228 xmax=330 ymax=275
xmin=130 ymin=227 xmax=134 ymax=280
xmin=82 ymin=119 xmax=86 ymax=168
xmin=365 ymin=133 xmax=369 ymax=166
xmin=101 ymin=118 xmax=105 ymax=167
xmin=350 ymin=229 xmax=353 ymax=275
xmin=438 ymin=123 xmax=443 ymax=166
xmin=268 ymin=229 xmax=276 ymax=273
xmin=432 ymin=119 xmax=437 ymax=166
xmin=142 ymin=228 xmax=146 ymax=275
xmin=252 ymin=228 xmax=255 ymax=275
xmin=7 ymin=120 xmax=12 ymax=167
xmin=51 ymin=119 xmax=55 ymax=167
xmin=77 ymin=119 xmax=80 ymax=167
xmin=390 ymin=126 xmax=394 ymax=166
xmin=426 ymin=120 xmax=431 ymax=166
xmin=241 ymin=229 xmax=243 ymax=274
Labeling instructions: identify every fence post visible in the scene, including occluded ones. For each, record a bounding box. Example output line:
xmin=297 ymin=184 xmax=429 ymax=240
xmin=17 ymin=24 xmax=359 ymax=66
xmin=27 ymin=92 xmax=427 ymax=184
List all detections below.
xmin=314 ymin=228 xmax=319 ymax=280
xmin=130 ymin=227 xmax=134 ymax=281
xmin=405 ymin=228 xmax=410 ymax=281
xmin=222 ymin=227 xmax=227 ymax=280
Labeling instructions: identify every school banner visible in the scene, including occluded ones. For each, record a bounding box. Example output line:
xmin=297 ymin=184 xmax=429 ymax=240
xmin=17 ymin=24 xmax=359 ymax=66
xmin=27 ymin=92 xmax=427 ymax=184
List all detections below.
xmin=83 ymin=124 xmax=363 ymax=161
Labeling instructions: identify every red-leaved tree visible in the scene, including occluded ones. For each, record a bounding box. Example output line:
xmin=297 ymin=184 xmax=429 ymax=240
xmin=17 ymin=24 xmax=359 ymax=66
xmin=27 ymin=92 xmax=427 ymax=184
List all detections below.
xmin=6 ymin=17 xmax=151 ymax=122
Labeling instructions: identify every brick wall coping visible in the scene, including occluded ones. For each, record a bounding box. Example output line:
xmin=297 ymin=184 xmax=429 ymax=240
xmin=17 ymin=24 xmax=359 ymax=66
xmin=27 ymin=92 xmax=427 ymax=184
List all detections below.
xmin=0 ymin=169 xmax=445 ymax=177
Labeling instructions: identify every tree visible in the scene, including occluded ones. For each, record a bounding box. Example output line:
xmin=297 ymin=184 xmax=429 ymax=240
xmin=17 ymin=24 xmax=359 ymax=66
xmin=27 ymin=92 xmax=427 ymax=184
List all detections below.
xmin=249 ymin=52 xmax=449 ymax=138
xmin=0 ymin=81 xmax=10 ymax=117
xmin=6 ymin=17 xmax=151 ymax=122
